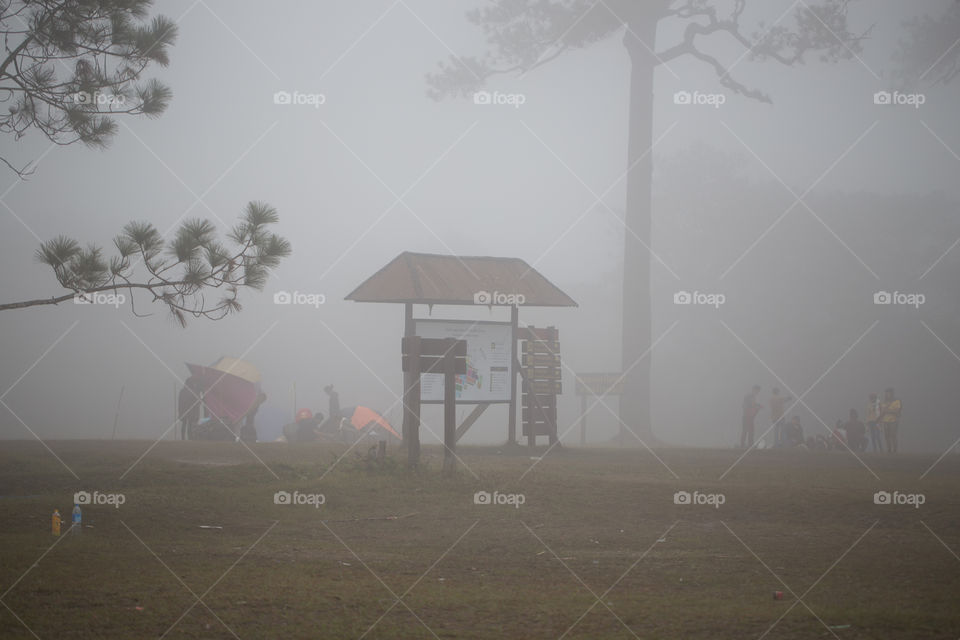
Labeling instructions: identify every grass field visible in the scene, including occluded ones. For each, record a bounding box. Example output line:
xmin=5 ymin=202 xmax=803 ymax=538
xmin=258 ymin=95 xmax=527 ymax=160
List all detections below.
xmin=0 ymin=439 xmax=957 ymax=639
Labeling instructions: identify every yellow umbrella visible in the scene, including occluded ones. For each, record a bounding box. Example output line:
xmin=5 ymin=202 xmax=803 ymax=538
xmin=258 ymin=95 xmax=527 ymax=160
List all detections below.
xmin=209 ymin=357 xmax=261 ymax=384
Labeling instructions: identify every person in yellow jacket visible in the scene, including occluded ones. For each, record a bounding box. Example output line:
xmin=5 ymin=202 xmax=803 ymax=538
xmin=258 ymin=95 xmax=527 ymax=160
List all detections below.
xmin=879 ymin=388 xmax=902 ymax=453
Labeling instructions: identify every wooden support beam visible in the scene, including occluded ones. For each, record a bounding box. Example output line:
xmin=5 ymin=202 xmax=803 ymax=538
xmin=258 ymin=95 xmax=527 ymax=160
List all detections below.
xmin=402 ymin=303 xmax=414 ymax=451
xmin=442 ymin=339 xmax=457 ymax=475
xmin=508 ymin=305 xmax=519 ymax=444
xmin=403 ymin=334 xmax=421 ymax=468
xmin=455 ymin=403 xmax=490 ymax=442
xmin=580 ymin=395 xmax=587 ymax=446
xmin=402 ymin=336 xmax=466 ymax=473
xmin=517 ymin=357 xmax=558 ymax=447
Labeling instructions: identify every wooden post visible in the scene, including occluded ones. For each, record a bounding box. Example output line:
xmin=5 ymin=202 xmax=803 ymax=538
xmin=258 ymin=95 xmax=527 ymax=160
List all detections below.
xmin=402 ymin=303 xmax=414 ymax=449
xmin=524 ymin=376 xmax=535 ymax=449
xmin=377 ymin=440 xmax=387 ymax=462
xmin=508 ymin=305 xmax=519 ymax=444
xmin=546 ymin=326 xmax=559 ymax=447
xmin=403 ymin=336 xmax=465 ymax=471
xmin=442 ymin=338 xmax=457 ymax=475
xmin=547 ymin=397 xmax=558 ymax=446
xmin=404 ymin=336 xmax=421 ymax=468
xmin=580 ymin=395 xmax=587 ymax=446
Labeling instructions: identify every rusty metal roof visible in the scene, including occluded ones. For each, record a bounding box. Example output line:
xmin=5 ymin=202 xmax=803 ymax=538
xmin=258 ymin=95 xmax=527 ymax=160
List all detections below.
xmin=345 ymin=252 xmax=577 ymax=307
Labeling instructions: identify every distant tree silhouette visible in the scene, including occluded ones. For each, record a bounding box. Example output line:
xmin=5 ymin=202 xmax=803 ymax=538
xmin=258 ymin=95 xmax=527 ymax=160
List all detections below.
xmin=895 ymin=0 xmax=960 ymax=86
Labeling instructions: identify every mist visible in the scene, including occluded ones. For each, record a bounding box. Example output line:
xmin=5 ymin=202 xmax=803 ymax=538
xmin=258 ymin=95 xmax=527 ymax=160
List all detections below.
xmin=2 ymin=1 xmax=957 ymax=454
xmin=3 ymin=2 xmax=960 ymax=637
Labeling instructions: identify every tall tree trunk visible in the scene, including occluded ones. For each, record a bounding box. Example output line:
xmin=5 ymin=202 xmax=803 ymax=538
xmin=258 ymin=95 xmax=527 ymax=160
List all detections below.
xmin=619 ymin=12 xmax=659 ymax=445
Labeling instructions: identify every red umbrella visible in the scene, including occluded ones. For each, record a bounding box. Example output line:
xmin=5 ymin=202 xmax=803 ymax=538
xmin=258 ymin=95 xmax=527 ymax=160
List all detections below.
xmin=186 ymin=362 xmax=260 ymax=425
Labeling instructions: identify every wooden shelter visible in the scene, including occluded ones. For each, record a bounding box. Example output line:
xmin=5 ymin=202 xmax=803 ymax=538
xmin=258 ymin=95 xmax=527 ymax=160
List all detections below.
xmin=346 ymin=252 xmax=577 ymax=466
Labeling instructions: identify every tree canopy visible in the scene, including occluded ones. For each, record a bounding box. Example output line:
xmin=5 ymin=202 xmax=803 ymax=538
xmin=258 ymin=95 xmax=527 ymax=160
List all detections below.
xmin=0 ymin=0 xmax=177 ymax=176
xmin=427 ymin=0 xmax=867 ymax=104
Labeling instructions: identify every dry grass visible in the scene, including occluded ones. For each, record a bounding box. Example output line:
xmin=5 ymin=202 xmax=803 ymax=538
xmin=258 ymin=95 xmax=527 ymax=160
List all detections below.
xmin=0 ymin=439 xmax=957 ymax=638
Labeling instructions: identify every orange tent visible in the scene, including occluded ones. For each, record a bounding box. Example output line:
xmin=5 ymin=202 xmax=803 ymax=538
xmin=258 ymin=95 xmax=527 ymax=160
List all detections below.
xmin=342 ymin=406 xmax=400 ymax=439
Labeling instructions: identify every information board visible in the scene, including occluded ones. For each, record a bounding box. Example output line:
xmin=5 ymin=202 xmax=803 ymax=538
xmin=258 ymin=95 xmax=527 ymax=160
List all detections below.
xmin=575 ymin=373 xmax=625 ymax=396
xmin=414 ymin=320 xmax=513 ymax=403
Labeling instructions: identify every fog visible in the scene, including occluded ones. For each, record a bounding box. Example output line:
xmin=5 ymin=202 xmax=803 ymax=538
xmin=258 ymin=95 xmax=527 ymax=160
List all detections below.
xmin=2 ymin=0 xmax=959 ymax=453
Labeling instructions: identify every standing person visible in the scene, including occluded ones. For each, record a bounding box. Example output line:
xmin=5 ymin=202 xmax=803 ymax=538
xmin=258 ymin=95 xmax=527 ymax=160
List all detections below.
xmin=239 ymin=392 xmax=267 ymax=443
xmin=832 ymin=419 xmax=848 ymax=450
xmin=741 ymin=385 xmax=762 ymax=449
xmin=177 ymin=376 xmax=203 ymax=441
xmin=321 ymin=384 xmax=342 ymax=432
xmin=880 ymin=388 xmax=902 ymax=453
xmin=769 ymin=388 xmax=792 ymax=447
xmin=866 ymin=392 xmax=883 ymax=452
xmin=844 ymin=409 xmax=867 ymax=452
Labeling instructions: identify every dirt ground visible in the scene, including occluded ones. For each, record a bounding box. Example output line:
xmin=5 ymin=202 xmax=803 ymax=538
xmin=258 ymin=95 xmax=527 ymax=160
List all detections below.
xmin=0 ymin=439 xmax=957 ymax=639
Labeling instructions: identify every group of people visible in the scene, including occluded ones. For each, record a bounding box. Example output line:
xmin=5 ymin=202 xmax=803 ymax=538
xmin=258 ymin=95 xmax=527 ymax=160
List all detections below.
xmin=182 ymin=382 xmax=340 ymax=444
xmin=280 ymin=385 xmax=341 ymax=443
xmin=178 ymin=381 xmax=381 ymax=444
xmin=741 ymin=385 xmax=903 ymax=453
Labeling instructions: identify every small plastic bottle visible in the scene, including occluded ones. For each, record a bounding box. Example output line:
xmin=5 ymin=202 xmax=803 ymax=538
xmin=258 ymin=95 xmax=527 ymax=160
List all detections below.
xmin=71 ymin=503 xmax=82 ymax=535
xmin=52 ymin=509 xmax=61 ymax=536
